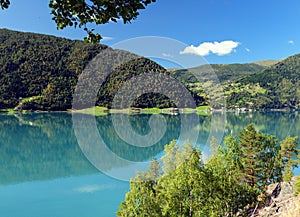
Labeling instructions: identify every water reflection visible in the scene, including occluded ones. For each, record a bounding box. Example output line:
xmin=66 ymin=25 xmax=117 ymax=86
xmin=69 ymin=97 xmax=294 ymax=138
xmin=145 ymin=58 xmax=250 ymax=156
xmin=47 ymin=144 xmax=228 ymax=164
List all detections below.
xmin=0 ymin=111 xmax=299 ymax=185
xmin=0 ymin=113 xmax=97 ymax=185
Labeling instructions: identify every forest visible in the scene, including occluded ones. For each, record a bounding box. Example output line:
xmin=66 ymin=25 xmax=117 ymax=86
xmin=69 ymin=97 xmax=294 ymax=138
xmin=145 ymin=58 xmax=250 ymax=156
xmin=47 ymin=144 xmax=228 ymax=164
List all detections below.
xmin=0 ymin=29 xmax=203 ymax=111
xmin=1 ymin=29 xmax=300 ymax=111
xmin=117 ymin=125 xmax=300 ymax=216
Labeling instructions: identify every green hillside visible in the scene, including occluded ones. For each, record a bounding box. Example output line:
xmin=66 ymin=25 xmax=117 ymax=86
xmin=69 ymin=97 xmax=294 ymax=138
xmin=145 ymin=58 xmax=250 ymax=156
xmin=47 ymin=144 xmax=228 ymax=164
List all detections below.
xmin=0 ymin=29 xmax=204 ymax=110
xmin=169 ymin=55 xmax=300 ymax=110
xmin=0 ymin=29 xmax=106 ymax=109
xmin=252 ymin=59 xmax=281 ymax=67
xmin=1 ymin=28 xmax=300 ymax=111
xmin=235 ymin=54 xmax=300 ymax=109
xmin=169 ymin=63 xmax=267 ymax=84
xmin=169 ymin=62 xmax=274 ymax=109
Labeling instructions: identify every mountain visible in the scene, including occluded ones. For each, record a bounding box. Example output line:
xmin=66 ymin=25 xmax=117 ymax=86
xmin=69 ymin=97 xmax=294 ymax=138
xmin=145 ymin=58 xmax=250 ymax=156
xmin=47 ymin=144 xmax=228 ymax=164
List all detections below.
xmin=0 ymin=29 xmax=203 ymax=110
xmin=1 ymin=28 xmax=300 ymax=111
xmin=168 ymin=61 xmax=280 ymax=109
xmin=170 ymin=54 xmax=300 ymax=110
xmin=0 ymin=29 xmax=106 ymax=109
xmin=168 ymin=63 xmax=268 ymax=84
xmin=241 ymin=54 xmax=300 ymax=85
xmin=252 ymin=59 xmax=281 ymax=67
xmin=230 ymin=54 xmax=300 ymax=109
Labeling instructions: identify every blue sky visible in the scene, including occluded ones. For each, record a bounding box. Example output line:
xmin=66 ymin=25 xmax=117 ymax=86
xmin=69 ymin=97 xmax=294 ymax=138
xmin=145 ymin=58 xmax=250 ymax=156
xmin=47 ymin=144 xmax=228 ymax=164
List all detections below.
xmin=0 ymin=0 xmax=300 ymax=66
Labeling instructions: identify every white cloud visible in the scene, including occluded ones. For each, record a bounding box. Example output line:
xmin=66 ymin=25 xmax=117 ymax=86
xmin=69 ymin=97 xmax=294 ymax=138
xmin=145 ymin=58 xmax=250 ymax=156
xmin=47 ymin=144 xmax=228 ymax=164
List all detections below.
xmin=245 ymin=48 xmax=251 ymax=52
xmin=102 ymin=36 xmax=114 ymax=41
xmin=162 ymin=53 xmax=174 ymax=58
xmin=180 ymin=40 xmax=240 ymax=56
xmin=288 ymin=40 xmax=294 ymax=44
xmin=75 ymin=184 xmax=114 ymax=193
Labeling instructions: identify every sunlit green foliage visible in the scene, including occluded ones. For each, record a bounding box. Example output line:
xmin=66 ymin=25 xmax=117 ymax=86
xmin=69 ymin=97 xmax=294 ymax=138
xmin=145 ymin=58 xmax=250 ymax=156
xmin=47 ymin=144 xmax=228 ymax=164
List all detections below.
xmin=0 ymin=29 xmax=105 ymax=109
xmin=171 ymin=54 xmax=300 ymax=109
xmin=295 ymin=176 xmax=300 ymax=196
xmin=117 ymin=125 xmax=300 ymax=216
xmin=0 ymin=29 xmax=205 ymax=111
xmin=280 ymin=136 xmax=300 ymax=182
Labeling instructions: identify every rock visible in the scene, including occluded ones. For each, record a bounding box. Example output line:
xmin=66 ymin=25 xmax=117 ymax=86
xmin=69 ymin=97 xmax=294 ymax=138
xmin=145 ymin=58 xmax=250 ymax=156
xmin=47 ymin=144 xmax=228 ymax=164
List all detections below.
xmin=252 ymin=181 xmax=300 ymax=217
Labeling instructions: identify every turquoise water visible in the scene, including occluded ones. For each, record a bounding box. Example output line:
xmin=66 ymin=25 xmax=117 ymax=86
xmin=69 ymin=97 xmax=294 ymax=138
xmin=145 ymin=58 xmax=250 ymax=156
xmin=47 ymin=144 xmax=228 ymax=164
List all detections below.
xmin=0 ymin=112 xmax=299 ymax=216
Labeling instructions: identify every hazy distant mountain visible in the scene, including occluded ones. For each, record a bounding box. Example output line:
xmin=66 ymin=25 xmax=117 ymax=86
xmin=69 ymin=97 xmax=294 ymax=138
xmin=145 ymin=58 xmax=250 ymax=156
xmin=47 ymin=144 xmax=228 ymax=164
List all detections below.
xmin=169 ymin=63 xmax=267 ymax=84
xmin=251 ymin=59 xmax=281 ymax=67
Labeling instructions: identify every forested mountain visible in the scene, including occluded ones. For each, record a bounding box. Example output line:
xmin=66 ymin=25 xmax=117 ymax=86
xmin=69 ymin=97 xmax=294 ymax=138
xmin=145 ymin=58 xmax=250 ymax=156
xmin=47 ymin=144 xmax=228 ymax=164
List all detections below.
xmin=0 ymin=29 xmax=203 ymax=110
xmin=0 ymin=29 xmax=106 ymax=109
xmin=169 ymin=63 xmax=266 ymax=84
xmin=170 ymin=54 xmax=300 ymax=110
xmin=227 ymin=54 xmax=300 ymax=109
xmin=1 ymin=29 xmax=300 ymax=111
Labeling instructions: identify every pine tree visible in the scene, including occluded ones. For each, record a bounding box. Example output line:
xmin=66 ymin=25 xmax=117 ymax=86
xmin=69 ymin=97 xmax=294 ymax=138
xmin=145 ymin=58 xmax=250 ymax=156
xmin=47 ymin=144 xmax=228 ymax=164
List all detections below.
xmin=280 ymin=136 xmax=299 ymax=182
xmin=207 ymin=135 xmax=258 ymax=216
xmin=237 ymin=124 xmax=281 ymax=192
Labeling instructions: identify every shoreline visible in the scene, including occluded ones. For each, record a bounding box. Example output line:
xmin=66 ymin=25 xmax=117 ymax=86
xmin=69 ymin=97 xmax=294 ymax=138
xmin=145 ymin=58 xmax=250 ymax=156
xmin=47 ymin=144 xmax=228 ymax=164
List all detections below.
xmin=1 ymin=106 xmax=298 ymax=117
xmin=0 ymin=106 xmax=211 ymax=116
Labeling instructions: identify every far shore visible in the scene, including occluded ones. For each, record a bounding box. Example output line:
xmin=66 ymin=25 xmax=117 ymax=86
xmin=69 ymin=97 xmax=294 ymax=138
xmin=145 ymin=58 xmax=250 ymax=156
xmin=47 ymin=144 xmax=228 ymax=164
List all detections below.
xmin=0 ymin=106 xmax=211 ymax=116
xmin=70 ymin=106 xmax=211 ymax=116
xmin=1 ymin=106 xmax=297 ymax=117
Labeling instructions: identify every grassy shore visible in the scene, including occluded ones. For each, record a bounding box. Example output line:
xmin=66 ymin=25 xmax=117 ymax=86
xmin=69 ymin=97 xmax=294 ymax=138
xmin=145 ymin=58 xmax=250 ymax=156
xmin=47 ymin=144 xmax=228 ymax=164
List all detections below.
xmin=71 ymin=106 xmax=211 ymax=116
xmin=0 ymin=108 xmax=17 ymax=115
xmin=1 ymin=106 xmax=211 ymax=116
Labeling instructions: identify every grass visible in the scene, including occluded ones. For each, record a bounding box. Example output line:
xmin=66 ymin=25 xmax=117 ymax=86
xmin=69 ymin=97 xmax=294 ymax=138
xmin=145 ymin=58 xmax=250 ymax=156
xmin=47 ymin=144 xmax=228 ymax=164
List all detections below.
xmin=255 ymin=89 xmax=266 ymax=94
xmin=72 ymin=106 xmax=212 ymax=116
xmin=72 ymin=106 xmax=109 ymax=116
xmin=197 ymin=105 xmax=210 ymax=111
xmin=140 ymin=108 xmax=161 ymax=114
xmin=224 ymin=83 xmax=267 ymax=95
xmin=7 ymin=109 xmax=15 ymax=115
xmin=0 ymin=108 xmax=17 ymax=115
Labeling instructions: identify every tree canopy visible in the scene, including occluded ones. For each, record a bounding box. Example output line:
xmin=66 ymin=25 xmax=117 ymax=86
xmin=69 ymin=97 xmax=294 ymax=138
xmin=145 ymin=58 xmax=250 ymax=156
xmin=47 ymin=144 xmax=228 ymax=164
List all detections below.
xmin=2 ymin=29 xmax=196 ymax=111
xmin=0 ymin=0 xmax=156 ymax=43
xmin=117 ymin=125 xmax=300 ymax=216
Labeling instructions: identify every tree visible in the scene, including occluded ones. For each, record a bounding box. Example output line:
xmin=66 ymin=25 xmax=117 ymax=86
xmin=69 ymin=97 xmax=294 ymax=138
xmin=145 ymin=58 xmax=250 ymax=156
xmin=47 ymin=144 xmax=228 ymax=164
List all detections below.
xmin=117 ymin=127 xmax=299 ymax=216
xmin=161 ymin=140 xmax=180 ymax=175
xmin=280 ymin=136 xmax=299 ymax=182
xmin=295 ymin=176 xmax=300 ymax=196
xmin=117 ymin=159 xmax=162 ymax=217
xmin=207 ymin=135 xmax=259 ymax=216
xmin=158 ymin=150 xmax=213 ymax=217
xmin=236 ymin=124 xmax=282 ymax=193
xmin=118 ymin=140 xmax=259 ymax=217
xmin=117 ymin=177 xmax=161 ymax=217
xmin=0 ymin=0 xmax=156 ymax=43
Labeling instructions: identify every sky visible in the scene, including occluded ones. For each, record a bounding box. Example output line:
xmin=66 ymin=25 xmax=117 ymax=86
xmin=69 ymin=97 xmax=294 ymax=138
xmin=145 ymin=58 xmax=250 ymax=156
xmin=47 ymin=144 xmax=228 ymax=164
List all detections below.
xmin=0 ymin=0 xmax=300 ymax=66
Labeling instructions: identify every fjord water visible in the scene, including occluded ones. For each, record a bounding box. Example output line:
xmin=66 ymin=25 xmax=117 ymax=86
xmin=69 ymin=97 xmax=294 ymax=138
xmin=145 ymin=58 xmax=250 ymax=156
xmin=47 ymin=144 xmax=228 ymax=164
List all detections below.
xmin=0 ymin=112 xmax=299 ymax=217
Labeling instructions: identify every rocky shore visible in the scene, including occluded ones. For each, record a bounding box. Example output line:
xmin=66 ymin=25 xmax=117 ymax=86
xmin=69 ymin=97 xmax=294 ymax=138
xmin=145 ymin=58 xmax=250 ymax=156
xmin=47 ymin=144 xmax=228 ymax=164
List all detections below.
xmin=247 ymin=179 xmax=300 ymax=217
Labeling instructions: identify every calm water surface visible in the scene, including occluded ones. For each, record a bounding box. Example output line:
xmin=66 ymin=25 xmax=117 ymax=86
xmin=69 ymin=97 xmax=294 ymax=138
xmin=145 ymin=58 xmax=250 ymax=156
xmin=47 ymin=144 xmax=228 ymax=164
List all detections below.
xmin=0 ymin=112 xmax=299 ymax=216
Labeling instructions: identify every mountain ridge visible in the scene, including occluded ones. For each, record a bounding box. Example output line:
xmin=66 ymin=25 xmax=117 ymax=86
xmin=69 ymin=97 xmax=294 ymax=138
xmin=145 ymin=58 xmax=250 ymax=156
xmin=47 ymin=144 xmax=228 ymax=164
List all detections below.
xmin=0 ymin=29 xmax=203 ymax=110
xmin=1 ymin=29 xmax=300 ymax=111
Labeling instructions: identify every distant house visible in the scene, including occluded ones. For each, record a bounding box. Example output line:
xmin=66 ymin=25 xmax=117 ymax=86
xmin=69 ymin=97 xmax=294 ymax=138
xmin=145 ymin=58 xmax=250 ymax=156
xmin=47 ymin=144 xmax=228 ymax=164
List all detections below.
xmin=130 ymin=107 xmax=141 ymax=114
xmin=169 ymin=107 xmax=179 ymax=115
